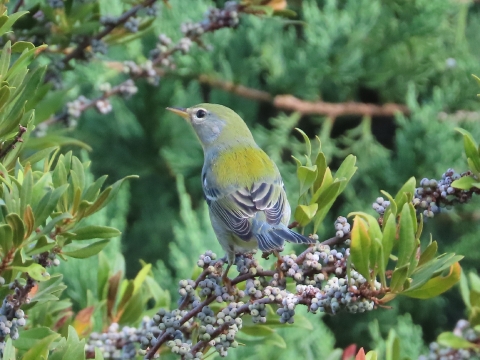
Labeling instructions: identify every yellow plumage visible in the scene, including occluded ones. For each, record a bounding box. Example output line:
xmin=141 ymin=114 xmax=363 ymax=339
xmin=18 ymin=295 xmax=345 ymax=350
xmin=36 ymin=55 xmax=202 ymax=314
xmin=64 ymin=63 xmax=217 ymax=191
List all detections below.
xmin=212 ymin=146 xmax=275 ymax=188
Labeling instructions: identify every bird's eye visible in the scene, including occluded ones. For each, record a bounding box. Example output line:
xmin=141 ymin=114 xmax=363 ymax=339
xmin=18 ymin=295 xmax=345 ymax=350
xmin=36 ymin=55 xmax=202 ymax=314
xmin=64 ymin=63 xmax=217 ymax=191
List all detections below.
xmin=196 ymin=109 xmax=207 ymax=119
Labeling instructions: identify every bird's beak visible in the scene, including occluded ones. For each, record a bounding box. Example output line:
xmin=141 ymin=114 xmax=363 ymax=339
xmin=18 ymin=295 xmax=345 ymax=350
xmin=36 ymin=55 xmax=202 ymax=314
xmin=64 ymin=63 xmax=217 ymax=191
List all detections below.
xmin=166 ymin=107 xmax=189 ymax=120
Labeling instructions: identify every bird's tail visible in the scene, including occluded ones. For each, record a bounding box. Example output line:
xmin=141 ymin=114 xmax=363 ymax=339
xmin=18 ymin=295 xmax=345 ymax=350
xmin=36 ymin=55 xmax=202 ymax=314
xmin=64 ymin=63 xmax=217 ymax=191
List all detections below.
xmin=255 ymin=225 xmax=315 ymax=252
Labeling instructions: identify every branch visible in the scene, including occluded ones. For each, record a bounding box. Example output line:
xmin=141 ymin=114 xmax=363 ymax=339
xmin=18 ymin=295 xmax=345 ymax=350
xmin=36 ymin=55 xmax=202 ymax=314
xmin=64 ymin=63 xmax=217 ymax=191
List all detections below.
xmin=12 ymin=0 xmax=24 ymax=13
xmin=0 ymin=125 xmax=27 ymax=160
xmin=144 ymin=231 xmax=358 ymax=359
xmin=61 ymin=0 xmax=157 ymax=66
xmin=273 ymin=95 xmax=410 ymax=117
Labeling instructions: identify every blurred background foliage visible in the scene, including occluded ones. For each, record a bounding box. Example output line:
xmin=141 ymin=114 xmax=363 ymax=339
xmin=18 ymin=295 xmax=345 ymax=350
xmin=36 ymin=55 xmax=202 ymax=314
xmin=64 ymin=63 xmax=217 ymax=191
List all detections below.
xmin=6 ymin=0 xmax=480 ymax=358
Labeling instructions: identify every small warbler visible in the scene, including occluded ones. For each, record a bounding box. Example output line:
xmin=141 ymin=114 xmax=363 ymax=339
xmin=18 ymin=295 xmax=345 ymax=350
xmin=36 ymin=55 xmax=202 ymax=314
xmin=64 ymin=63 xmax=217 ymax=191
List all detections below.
xmin=167 ymin=104 xmax=313 ymax=281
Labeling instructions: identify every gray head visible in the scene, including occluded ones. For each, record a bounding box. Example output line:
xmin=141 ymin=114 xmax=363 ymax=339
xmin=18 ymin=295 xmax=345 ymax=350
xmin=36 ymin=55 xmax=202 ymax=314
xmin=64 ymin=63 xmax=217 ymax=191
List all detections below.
xmin=166 ymin=103 xmax=255 ymax=151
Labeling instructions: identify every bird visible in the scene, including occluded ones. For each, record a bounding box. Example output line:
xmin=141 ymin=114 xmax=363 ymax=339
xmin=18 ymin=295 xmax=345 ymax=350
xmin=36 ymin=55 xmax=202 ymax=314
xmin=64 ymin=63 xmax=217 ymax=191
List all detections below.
xmin=167 ymin=103 xmax=314 ymax=285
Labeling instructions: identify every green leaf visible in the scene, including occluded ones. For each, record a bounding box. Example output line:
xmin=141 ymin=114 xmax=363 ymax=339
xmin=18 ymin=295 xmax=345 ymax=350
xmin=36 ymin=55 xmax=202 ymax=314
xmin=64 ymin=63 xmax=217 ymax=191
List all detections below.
xmin=390 ymin=265 xmax=409 ymax=293
xmin=313 ymin=152 xmax=327 ymax=190
xmin=312 ymin=180 xmax=342 ymax=230
xmin=83 ymin=175 xmax=108 ymax=202
xmin=386 ymin=329 xmax=400 ymax=360
xmin=408 ymin=253 xmax=463 ymax=293
xmin=297 ymin=165 xmax=317 ymax=195
xmin=0 ymin=41 xmax=11 ymax=78
xmin=394 ymin=177 xmax=416 ymax=211
xmin=68 ymin=225 xmax=121 ymax=241
xmin=294 ymin=204 xmax=318 ymax=227
xmin=20 ymin=168 xmax=33 ymax=216
xmin=35 ymin=212 xmax=72 ymax=239
xmin=263 ymin=330 xmax=287 ymax=349
xmin=0 ymin=85 xmax=11 ymax=112
xmin=84 ymin=176 xmax=138 ymax=216
xmin=381 ymin=215 xmax=396 ymax=271
xmin=6 ymin=213 xmax=25 ymax=247
xmin=118 ymin=289 xmax=147 ymax=325
xmin=94 ymin=348 xmax=105 ymax=360
xmin=11 ymin=41 xmax=35 ymax=53
xmin=63 ymin=239 xmax=110 ymax=259
xmin=397 ymin=203 xmax=416 ymax=268
xmin=418 ymin=241 xmax=438 ymax=267
xmin=241 ymin=325 xmax=275 ymax=337
xmin=133 ymin=263 xmax=152 ymax=294
xmin=26 ymin=235 xmax=56 ymax=256
xmin=30 ymin=274 xmax=66 ymax=304
xmin=22 ymin=334 xmax=59 ymax=360
xmin=0 ymin=223 xmax=13 ymax=253
xmin=334 ymin=154 xmax=357 ymax=193
xmin=13 ymin=327 xmax=58 ymax=350
xmin=403 ymin=262 xmax=461 ymax=299
xmin=451 ymin=176 xmax=476 ymax=190
xmin=6 ymin=45 xmax=46 ymax=80
xmin=3 ymin=338 xmax=15 ymax=360
xmin=350 ymin=216 xmax=371 ymax=280
xmin=455 ymin=128 xmax=480 ymax=173
xmin=33 ymin=184 xmax=69 ymax=228
xmin=0 ymin=12 xmax=29 ymax=37
xmin=12 ymin=263 xmax=50 ymax=282
xmin=437 ymin=331 xmax=477 ymax=349
xmin=295 ymin=128 xmax=311 ymax=158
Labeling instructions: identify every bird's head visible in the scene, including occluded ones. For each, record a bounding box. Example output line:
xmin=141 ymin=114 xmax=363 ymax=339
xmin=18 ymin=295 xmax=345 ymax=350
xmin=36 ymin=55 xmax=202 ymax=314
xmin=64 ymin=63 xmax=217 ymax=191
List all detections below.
xmin=166 ymin=103 xmax=255 ymax=150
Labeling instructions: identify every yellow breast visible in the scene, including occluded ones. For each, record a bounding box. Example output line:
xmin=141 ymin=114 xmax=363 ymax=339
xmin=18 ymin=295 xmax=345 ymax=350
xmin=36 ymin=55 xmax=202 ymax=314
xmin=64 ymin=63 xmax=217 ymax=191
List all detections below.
xmin=212 ymin=147 xmax=276 ymax=188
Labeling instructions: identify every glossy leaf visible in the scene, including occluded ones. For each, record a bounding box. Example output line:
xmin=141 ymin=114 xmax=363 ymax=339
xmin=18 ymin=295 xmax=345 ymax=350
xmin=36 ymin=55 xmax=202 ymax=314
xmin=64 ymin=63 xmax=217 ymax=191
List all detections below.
xmin=294 ymin=203 xmax=318 ymax=227
xmin=403 ymin=262 xmax=461 ymax=299
xmin=451 ymin=176 xmax=476 ymax=190
xmin=437 ymin=331 xmax=477 ymax=349
xmin=12 ymin=263 xmax=50 ymax=282
xmin=2 ymin=338 xmax=15 ymax=360
xmin=297 ymin=165 xmax=317 ymax=195
xmin=397 ymin=203 xmax=416 ymax=268
xmin=62 ymin=239 xmax=110 ymax=259
xmin=13 ymin=326 xmax=58 ymax=350
xmin=22 ymin=334 xmax=59 ymax=360
xmin=314 ymin=152 xmax=327 ymax=190
xmin=69 ymin=225 xmax=121 ymax=241
xmin=334 ymin=154 xmax=357 ymax=193
xmin=390 ymin=265 xmax=408 ymax=293
xmin=0 ymin=223 xmax=13 ymax=253
xmin=394 ymin=177 xmax=416 ymax=211
xmin=418 ymin=241 xmax=438 ymax=267
xmin=350 ymin=216 xmax=371 ymax=280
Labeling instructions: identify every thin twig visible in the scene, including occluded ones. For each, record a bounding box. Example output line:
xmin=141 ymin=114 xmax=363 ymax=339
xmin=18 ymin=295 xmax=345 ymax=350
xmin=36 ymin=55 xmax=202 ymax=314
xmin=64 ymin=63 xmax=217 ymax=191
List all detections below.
xmin=0 ymin=125 xmax=27 ymax=160
xmin=62 ymin=0 xmax=157 ymax=65
xmin=12 ymin=0 xmax=24 ymax=13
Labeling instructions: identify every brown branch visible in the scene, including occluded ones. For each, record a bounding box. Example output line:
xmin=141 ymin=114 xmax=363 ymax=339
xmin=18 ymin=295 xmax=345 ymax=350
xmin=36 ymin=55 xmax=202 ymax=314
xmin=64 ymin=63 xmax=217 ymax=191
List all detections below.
xmin=193 ymin=74 xmax=408 ymax=117
xmin=61 ymin=0 xmax=157 ymax=65
xmin=273 ymin=95 xmax=410 ymax=117
xmin=0 ymin=125 xmax=27 ymax=160
xmin=12 ymin=0 xmax=24 ymax=13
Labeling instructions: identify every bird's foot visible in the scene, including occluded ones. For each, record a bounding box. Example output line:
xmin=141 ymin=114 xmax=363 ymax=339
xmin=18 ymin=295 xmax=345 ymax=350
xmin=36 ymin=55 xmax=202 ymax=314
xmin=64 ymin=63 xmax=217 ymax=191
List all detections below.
xmin=222 ymin=274 xmax=235 ymax=294
xmin=274 ymin=250 xmax=284 ymax=280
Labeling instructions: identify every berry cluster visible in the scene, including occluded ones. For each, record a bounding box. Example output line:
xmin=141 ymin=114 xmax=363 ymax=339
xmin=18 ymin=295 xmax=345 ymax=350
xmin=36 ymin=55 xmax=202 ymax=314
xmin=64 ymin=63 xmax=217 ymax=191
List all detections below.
xmin=85 ymin=217 xmax=383 ymax=359
xmin=414 ymin=169 xmax=479 ymax=216
xmin=85 ymin=322 xmax=147 ymax=359
xmin=372 ymin=169 xmax=479 ymax=219
xmin=91 ymin=39 xmax=108 ymax=55
xmin=372 ymin=197 xmax=391 ymax=216
xmin=421 ymin=320 xmax=479 ymax=360
xmin=67 ymin=95 xmax=89 ymax=119
xmin=124 ymin=18 xmax=140 ymax=33
xmin=0 ymin=278 xmax=35 ymax=355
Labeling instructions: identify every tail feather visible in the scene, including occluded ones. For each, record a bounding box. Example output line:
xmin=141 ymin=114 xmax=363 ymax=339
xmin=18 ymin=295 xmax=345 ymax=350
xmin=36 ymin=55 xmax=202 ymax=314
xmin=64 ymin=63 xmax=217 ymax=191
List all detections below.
xmin=255 ymin=226 xmax=314 ymax=252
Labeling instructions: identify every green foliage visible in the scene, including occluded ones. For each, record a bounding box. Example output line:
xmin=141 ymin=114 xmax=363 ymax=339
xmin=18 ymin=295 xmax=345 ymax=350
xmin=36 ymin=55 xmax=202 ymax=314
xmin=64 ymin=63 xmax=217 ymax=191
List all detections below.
xmin=0 ymin=0 xmax=476 ymax=358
